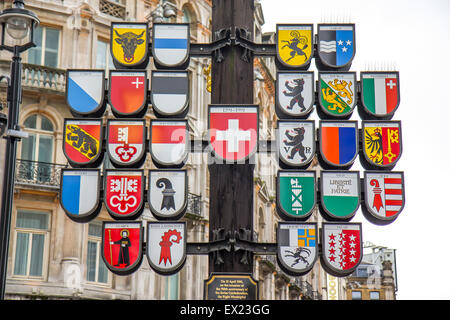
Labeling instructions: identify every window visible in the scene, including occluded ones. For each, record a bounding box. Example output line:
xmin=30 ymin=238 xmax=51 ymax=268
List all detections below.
xmin=351 ymin=291 xmax=362 ymax=300
xmin=13 ymin=210 xmax=50 ymax=278
xmin=86 ymin=222 xmax=109 ymax=284
xmin=27 ymin=26 xmax=60 ymax=67
xmin=370 ymin=291 xmax=380 ymax=300
xmin=96 ymin=39 xmax=115 ymax=71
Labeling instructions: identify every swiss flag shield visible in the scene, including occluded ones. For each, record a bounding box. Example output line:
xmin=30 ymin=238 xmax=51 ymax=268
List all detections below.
xmin=208 ymin=105 xmax=259 ymax=162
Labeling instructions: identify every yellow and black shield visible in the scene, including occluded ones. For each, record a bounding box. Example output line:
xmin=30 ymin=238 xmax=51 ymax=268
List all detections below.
xmin=276 ymin=24 xmax=313 ymax=69
xmin=110 ymin=22 xmax=149 ymax=69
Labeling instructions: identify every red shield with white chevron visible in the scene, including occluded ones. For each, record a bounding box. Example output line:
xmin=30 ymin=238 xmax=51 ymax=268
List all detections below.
xmin=363 ymin=171 xmax=405 ymax=225
xmin=208 ymin=105 xmax=259 ymax=162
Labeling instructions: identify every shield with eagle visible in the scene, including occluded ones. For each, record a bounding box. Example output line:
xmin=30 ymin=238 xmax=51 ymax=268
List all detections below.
xmin=110 ymin=22 xmax=149 ymax=69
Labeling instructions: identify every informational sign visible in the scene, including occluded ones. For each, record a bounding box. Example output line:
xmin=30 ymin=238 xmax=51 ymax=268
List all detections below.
xmin=360 ymin=120 xmax=402 ymax=170
xmin=60 ymin=169 xmax=101 ymax=222
xmin=150 ymin=71 xmax=189 ymax=118
xmin=318 ymin=72 xmax=357 ymax=119
xmin=108 ymin=70 xmax=148 ymax=118
xmin=275 ymin=72 xmax=314 ymax=118
xmin=66 ymin=70 xmax=106 ymax=117
xmin=318 ymin=120 xmax=358 ymax=169
xmin=319 ymin=171 xmax=360 ymax=221
xmin=277 ymin=222 xmax=317 ymax=276
xmin=276 ymin=170 xmax=316 ymax=221
xmin=148 ymin=170 xmax=188 ymax=220
xmin=363 ymin=171 xmax=405 ymax=225
xmin=152 ymin=23 xmax=190 ymax=69
xmin=359 ymin=72 xmax=400 ymax=119
xmin=276 ymin=24 xmax=313 ymax=69
xmin=208 ymin=105 xmax=259 ymax=162
xmin=204 ymin=273 xmax=259 ymax=300
xmin=110 ymin=23 xmax=149 ymax=69
xmin=146 ymin=222 xmax=186 ymax=275
xmin=277 ymin=120 xmax=315 ymax=168
xmin=102 ymin=221 xmax=144 ymax=275
xmin=63 ymin=119 xmax=103 ymax=167
xmin=317 ymin=24 xmax=355 ymax=70
xmin=321 ymin=223 xmax=363 ymax=277
xmin=104 ymin=170 xmax=145 ymax=220
xmin=106 ymin=119 xmax=146 ymax=168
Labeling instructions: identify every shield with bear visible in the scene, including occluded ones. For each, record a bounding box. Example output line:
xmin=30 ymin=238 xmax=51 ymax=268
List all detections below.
xmin=276 ymin=71 xmax=314 ymax=119
xmin=277 ymin=120 xmax=315 ymax=169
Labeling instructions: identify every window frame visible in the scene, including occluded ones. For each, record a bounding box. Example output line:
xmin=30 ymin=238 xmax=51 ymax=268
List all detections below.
xmin=85 ymin=222 xmax=111 ymax=287
xmin=26 ymin=25 xmax=61 ymax=68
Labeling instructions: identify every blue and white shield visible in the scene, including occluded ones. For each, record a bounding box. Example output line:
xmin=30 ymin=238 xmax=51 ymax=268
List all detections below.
xmin=317 ymin=24 xmax=355 ymax=70
xmin=152 ymin=23 xmax=189 ymax=69
xmin=60 ymin=169 xmax=101 ymax=222
xmin=66 ymin=70 xmax=106 ymax=117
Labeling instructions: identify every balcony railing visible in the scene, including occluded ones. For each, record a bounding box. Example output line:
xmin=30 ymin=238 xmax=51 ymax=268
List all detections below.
xmin=187 ymin=192 xmax=202 ymax=217
xmin=15 ymin=159 xmax=68 ymax=189
xmin=99 ymin=0 xmax=126 ymax=19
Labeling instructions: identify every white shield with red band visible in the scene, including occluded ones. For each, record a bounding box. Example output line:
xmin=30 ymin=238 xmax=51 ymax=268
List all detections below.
xmin=149 ymin=120 xmax=188 ymax=167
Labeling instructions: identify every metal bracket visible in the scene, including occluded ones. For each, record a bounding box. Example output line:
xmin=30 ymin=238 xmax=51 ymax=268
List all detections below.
xmin=186 ymin=228 xmax=232 ymax=265
xmin=234 ymin=27 xmax=276 ymax=58
xmin=190 ymin=28 xmax=232 ymax=63
xmin=233 ymin=228 xmax=277 ymax=257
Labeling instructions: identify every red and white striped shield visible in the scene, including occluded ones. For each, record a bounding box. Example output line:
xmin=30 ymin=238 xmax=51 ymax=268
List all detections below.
xmin=149 ymin=120 xmax=188 ymax=167
xmin=208 ymin=105 xmax=259 ymax=162
xmin=363 ymin=171 xmax=405 ymax=225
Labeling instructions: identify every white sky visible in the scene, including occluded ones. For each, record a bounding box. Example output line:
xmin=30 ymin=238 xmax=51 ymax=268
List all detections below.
xmin=260 ymin=0 xmax=450 ymax=300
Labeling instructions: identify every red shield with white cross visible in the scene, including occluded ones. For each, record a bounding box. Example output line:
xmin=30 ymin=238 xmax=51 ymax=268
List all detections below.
xmin=208 ymin=105 xmax=259 ymax=162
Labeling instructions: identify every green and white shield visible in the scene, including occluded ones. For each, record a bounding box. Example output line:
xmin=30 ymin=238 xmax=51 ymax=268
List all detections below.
xmin=277 ymin=171 xmax=316 ymax=220
xmin=319 ymin=171 xmax=360 ymax=221
xmin=318 ymin=72 xmax=356 ymax=118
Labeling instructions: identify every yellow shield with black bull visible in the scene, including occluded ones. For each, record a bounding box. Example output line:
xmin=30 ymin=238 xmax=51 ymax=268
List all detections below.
xmin=276 ymin=24 xmax=313 ymax=69
xmin=111 ymin=23 xmax=149 ymax=69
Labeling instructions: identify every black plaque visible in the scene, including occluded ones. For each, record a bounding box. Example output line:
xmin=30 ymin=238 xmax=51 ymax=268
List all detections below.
xmin=204 ymin=273 xmax=258 ymax=300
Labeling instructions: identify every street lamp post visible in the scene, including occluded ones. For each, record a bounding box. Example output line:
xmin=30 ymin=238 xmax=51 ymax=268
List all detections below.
xmin=0 ymin=0 xmax=39 ymax=300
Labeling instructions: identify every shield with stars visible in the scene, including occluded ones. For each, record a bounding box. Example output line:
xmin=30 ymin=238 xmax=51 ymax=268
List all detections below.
xmin=152 ymin=23 xmax=190 ymax=69
xmin=111 ymin=22 xmax=149 ymax=69
xmin=321 ymin=223 xmax=363 ymax=277
xmin=104 ymin=170 xmax=145 ymax=220
xmin=360 ymin=120 xmax=402 ymax=170
xmin=276 ymin=71 xmax=314 ymax=119
xmin=316 ymin=24 xmax=355 ymax=70
xmin=276 ymin=24 xmax=313 ymax=70
xmin=277 ymin=222 xmax=318 ymax=276
xmin=146 ymin=222 xmax=187 ymax=275
xmin=108 ymin=70 xmax=148 ymax=118
xmin=363 ymin=171 xmax=405 ymax=225
xmin=359 ymin=71 xmax=400 ymax=120
xmin=277 ymin=120 xmax=315 ymax=169
xmin=318 ymin=72 xmax=357 ymax=119
xmin=208 ymin=105 xmax=259 ymax=163
xmin=102 ymin=221 xmax=144 ymax=276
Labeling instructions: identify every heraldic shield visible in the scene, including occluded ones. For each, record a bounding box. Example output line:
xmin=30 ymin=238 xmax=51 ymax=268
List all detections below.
xmin=318 ymin=72 xmax=357 ymax=119
xmin=104 ymin=170 xmax=145 ymax=220
xmin=321 ymin=223 xmax=363 ymax=277
xmin=60 ymin=169 xmax=101 ymax=223
xmin=359 ymin=72 xmax=400 ymax=120
xmin=319 ymin=120 xmax=358 ymax=170
xmin=319 ymin=171 xmax=360 ymax=221
xmin=148 ymin=170 xmax=188 ymax=221
xmin=152 ymin=23 xmax=190 ymax=69
xmin=151 ymin=71 xmax=189 ymax=118
xmin=146 ymin=222 xmax=187 ymax=276
xmin=149 ymin=119 xmax=189 ymax=168
xmin=276 ymin=24 xmax=313 ymax=70
xmin=66 ymin=70 xmax=106 ymax=118
xmin=360 ymin=120 xmax=402 ymax=170
xmin=208 ymin=105 xmax=259 ymax=163
xmin=63 ymin=119 xmax=103 ymax=167
xmin=316 ymin=24 xmax=355 ymax=70
xmin=108 ymin=70 xmax=148 ymax=118
xmin=363 ymin=171 xmax=405 ymax=225
xmin=276 ymin=170 xmax=316 ymax=221
xmin=276 ymin=72 xmax=314 ymax=119
xmin=106 ymin=119 xmax=146 ymax=168
xmin=110 ymin=22 xmax=149 ymax=69
xmin=277 ymin=120 xmax=315 ymax=169
xmin=102 ymin=221 xmax=144 ymax=275
xmin=277 ymin=223 xmax=318 ymax=276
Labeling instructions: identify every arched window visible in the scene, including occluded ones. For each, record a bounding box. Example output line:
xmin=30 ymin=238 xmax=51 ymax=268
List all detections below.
xmin=182 ymin=4 xmax=197 ymax=38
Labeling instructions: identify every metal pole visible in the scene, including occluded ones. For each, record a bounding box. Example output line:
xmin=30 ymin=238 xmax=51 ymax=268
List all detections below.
xmin=0 ymin=45 xmax=22 ymax=300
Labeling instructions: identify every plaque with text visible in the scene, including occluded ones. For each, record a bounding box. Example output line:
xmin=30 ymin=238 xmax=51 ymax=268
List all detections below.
xmin=204 ymin=273 xmax=258 ymax=300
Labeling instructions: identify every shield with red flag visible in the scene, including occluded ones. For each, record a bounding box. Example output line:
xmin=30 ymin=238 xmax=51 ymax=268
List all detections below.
xmin=108 ymin=70 xmax=148 ymax=117
xmin=104 ymin=170 xmax=145 ymax=220
xmin=102 ymin=221 xmax=144 ymax=275
xmin=208 ymin=105 xmax=259 ymax=162
xmin=106 ymin=119 xmax=146 ymax=168
xmin=146 ymin=222 xmax=186 ymax=275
